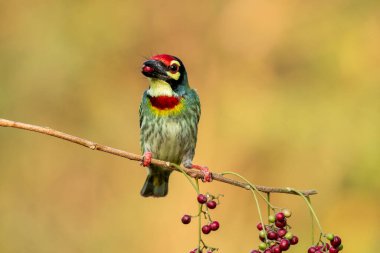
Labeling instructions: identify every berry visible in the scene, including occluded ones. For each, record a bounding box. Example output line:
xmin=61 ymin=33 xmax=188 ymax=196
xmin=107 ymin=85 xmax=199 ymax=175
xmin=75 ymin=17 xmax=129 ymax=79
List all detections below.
xmin=326 ymin=233 xmax=334 ymax=241
xmin=267 ymin=231 xmax=278 ymax=240
xmin=268 ymin=215 xmax=276 ymax=223
xmin=259 ymin=230 xmax=266 ymax=239
xmin=272 ymin=245 xmax=282 ymax=253
xmin=275 ymin=212 xmax=285 ymax=222
xmin=197 ymin=194 xmax=207 ymax=204
xmin=330 ymin=236 xmax=342 ymax=248
xmin=279 ymin=239 xmax=290 ymax=251
xmin=206 ymin=200 xmax=217 ymax=209
xmin=275 ymin=219 xmax=287 ymax=228
xmin=284 ymin=232 xmax=293 ymax=240
xmin=210 ymin=221 xmax=220 ymax=231
xmin=257 ymin=223 xmax=263 ymax=231
xmin=250 ymin=251 xmax=260 ymax=253
xmin=338 ymin=244 xmax=343 ymax=250
xmin=259 ymin=242 xmax=267 ymax=250
xmin=329 ymin=248 xmax=339 ymax=253
xmin=283 ymin=209 xmax=292 ymax=218
xmin=264 ymin=250 xmax=271 ymax=253
xmin=308 ymin=247 xmax=316 ymax=253
xmin=277 ymin=229 xmax=287 ymax=238
xmin=181 ymin=215 xmax=191 ymax=224
xmin=290 ymin=236 xmax=298 ymax=245
xmin=202 ymin=225 xmax=211 ymax=234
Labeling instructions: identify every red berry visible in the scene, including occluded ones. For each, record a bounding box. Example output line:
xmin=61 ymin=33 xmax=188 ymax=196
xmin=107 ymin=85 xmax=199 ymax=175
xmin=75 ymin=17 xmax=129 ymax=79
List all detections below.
xmin=275 ymin=219 xmax=287 ymax=228
xmin=330 ymin=236 xmax=342 ymax=248
xmin=276 ymin=212 xmax=285 ymax=221
xmin=197 ymin=194 xmax=207 ymax=204
xmin=329 ymin=248 xmax=339 ymax=253
xmin=290 ymin=236 xmax=298 ymax=245
xmin=210 ymin=221 xmax=220 ymax=231
xmin=250 ymin=251 xmax=260 ymax=253
xmin=277 ymin=229 xmax=287 ymax=238
xmin=264 ymin=250 xmax=271 ymax=253
xmin=267 ymin=231 xmax=278 ymax=240
xmin=279 ymin=239 xmax=290 ymax=251
xmin=181 ymin=215 xmax=191 ymax=224
xmin=202 ymin=225 xmax=211 ymax=234
xmin=206 ymin=200 xmax=217 ymax=209
xmin=272 ymin=245 xmax=282 ymax=253
xmin=257 ymin=223 xmax=263 ymax=230
xmin=307 ymin=247 xmax=316 ymax=253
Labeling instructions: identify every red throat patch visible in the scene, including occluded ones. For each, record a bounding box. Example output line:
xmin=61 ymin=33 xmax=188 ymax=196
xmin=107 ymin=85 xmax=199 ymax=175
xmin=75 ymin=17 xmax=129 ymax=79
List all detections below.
xmin=151 ymin=54 xmax=176 ymax=67
xmin=149 ymin=96 xmax=181 ymax=110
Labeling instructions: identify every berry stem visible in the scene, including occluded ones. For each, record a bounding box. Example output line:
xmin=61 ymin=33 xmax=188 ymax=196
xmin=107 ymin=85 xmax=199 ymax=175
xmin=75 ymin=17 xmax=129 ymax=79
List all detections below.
xmin=267 ymin=193 xmax=271 ymax=218
xmin=221 ymin=171 xmax=277 ymax=210
xmin=287 ymin=188 xmax=324 ymax=235
xmin=196 ymin=179 xmax=202 ymax=252
xmin=221 ymin=171 xmax=267 ymax=241
xmin=172 ymin=163 xmax=200 ymax=195
xmin=307 ymin=196 xmax=315 ymax=245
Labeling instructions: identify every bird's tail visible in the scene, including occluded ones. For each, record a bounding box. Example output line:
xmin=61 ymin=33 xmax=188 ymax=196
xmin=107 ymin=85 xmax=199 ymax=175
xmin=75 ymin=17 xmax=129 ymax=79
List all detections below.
xmin=140 ymin=167 xmax=171 ymax=197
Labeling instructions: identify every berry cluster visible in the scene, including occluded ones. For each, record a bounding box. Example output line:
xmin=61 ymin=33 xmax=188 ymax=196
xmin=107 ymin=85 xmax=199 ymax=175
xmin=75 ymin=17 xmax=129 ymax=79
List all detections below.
xmin=197 ymin=194 xmax=220 ymax=235
xmin=251 ymin=210 xmax=299 ymax=253
xmin=307 ymin=234 xmax=343 ymax=253
xmin=181 ymin=193 xmax=222 ymax=253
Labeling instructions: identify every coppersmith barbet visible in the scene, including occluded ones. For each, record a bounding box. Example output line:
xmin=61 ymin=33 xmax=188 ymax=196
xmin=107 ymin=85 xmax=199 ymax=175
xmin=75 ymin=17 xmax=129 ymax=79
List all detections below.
xmin=139 ymin=54 xmax=210 ymax=197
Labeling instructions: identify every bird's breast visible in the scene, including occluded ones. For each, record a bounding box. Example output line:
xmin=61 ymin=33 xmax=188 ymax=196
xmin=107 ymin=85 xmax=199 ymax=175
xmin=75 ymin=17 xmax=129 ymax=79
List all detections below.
xmin=152 ymin=118 xmax=190 ymax=163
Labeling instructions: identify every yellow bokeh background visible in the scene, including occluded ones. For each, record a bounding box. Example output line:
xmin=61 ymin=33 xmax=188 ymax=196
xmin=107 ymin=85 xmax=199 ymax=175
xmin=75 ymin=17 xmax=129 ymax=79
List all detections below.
xmin=1 ymin=1 xmax=379 ymax=252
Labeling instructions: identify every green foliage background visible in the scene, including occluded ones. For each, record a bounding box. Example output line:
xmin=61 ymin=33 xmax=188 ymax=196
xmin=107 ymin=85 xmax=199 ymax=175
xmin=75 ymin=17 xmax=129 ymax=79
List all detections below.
xmin=0 ymin=1 xmax=379 ymax=252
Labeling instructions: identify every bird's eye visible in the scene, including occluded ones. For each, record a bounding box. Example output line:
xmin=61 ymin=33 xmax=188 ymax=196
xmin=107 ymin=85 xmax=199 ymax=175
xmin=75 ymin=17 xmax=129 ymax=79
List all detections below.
xmin=169 ymin=64 xmax=179 ymax=74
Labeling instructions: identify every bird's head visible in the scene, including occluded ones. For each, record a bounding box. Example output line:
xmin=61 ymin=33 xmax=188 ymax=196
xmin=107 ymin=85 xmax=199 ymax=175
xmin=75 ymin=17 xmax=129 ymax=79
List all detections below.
xmin=142 ymin=54 xmax=189 ymax=97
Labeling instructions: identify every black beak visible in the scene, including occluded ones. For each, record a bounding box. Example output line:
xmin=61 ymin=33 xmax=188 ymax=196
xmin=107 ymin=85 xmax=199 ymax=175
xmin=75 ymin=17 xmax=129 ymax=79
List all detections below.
xmin=141 ymin=60 xmax=169 ymax=80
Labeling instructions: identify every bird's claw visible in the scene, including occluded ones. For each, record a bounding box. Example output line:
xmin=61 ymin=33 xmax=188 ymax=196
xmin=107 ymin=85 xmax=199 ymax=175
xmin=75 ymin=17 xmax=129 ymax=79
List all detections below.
xmin=191 ymin=164 xmax=212 ymax=182
xmin=142 ymin=151 xmax=152 ymax=167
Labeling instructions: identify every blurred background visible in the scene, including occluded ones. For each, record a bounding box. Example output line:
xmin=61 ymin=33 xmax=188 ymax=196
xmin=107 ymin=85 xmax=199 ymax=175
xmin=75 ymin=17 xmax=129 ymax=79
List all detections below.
xmin=0 ymin=0 xmax=379 ymax=252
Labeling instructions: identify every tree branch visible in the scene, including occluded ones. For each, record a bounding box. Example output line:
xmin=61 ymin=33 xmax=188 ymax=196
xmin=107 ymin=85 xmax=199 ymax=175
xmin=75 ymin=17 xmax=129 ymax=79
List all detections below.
xmin=0 ymin=118 xmax=317 ymax=196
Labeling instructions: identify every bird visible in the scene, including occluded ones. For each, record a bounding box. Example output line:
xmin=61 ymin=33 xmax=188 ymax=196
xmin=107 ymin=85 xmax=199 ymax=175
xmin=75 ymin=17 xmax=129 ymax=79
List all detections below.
xmin=139 ymin=54 xmax=211 ymax=197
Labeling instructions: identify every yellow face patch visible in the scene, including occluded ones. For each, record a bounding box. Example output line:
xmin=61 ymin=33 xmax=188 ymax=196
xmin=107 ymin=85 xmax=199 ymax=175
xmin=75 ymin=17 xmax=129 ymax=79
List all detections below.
xmin=166 ymin=60 xmax=181 ymax=80
xmin=148 ymin=97 xmax=185 ymax=117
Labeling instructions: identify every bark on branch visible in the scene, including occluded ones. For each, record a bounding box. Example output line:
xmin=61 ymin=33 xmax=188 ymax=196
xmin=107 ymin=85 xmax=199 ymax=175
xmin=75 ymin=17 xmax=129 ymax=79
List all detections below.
xmin=0 ymin=118 xmax=317 ymax=196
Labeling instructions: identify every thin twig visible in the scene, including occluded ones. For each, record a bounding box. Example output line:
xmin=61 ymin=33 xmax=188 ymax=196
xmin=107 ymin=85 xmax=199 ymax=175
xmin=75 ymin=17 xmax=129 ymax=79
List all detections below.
xmin=0 ymin=118 xmax=317 ymax=196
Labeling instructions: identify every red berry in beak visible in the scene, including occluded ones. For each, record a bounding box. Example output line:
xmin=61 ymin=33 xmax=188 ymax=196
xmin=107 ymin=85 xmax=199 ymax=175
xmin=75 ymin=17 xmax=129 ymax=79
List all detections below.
xmin=142 ymin=65 xmax=154 ymax=73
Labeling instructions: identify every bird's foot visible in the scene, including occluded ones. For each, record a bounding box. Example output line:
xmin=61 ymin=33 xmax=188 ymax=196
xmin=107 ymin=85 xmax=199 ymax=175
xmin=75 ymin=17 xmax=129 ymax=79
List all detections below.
xmin=191 ymin=164 xmax=212 ymax=182
xmin=142 ymin=151 xmax=152 ymax=167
